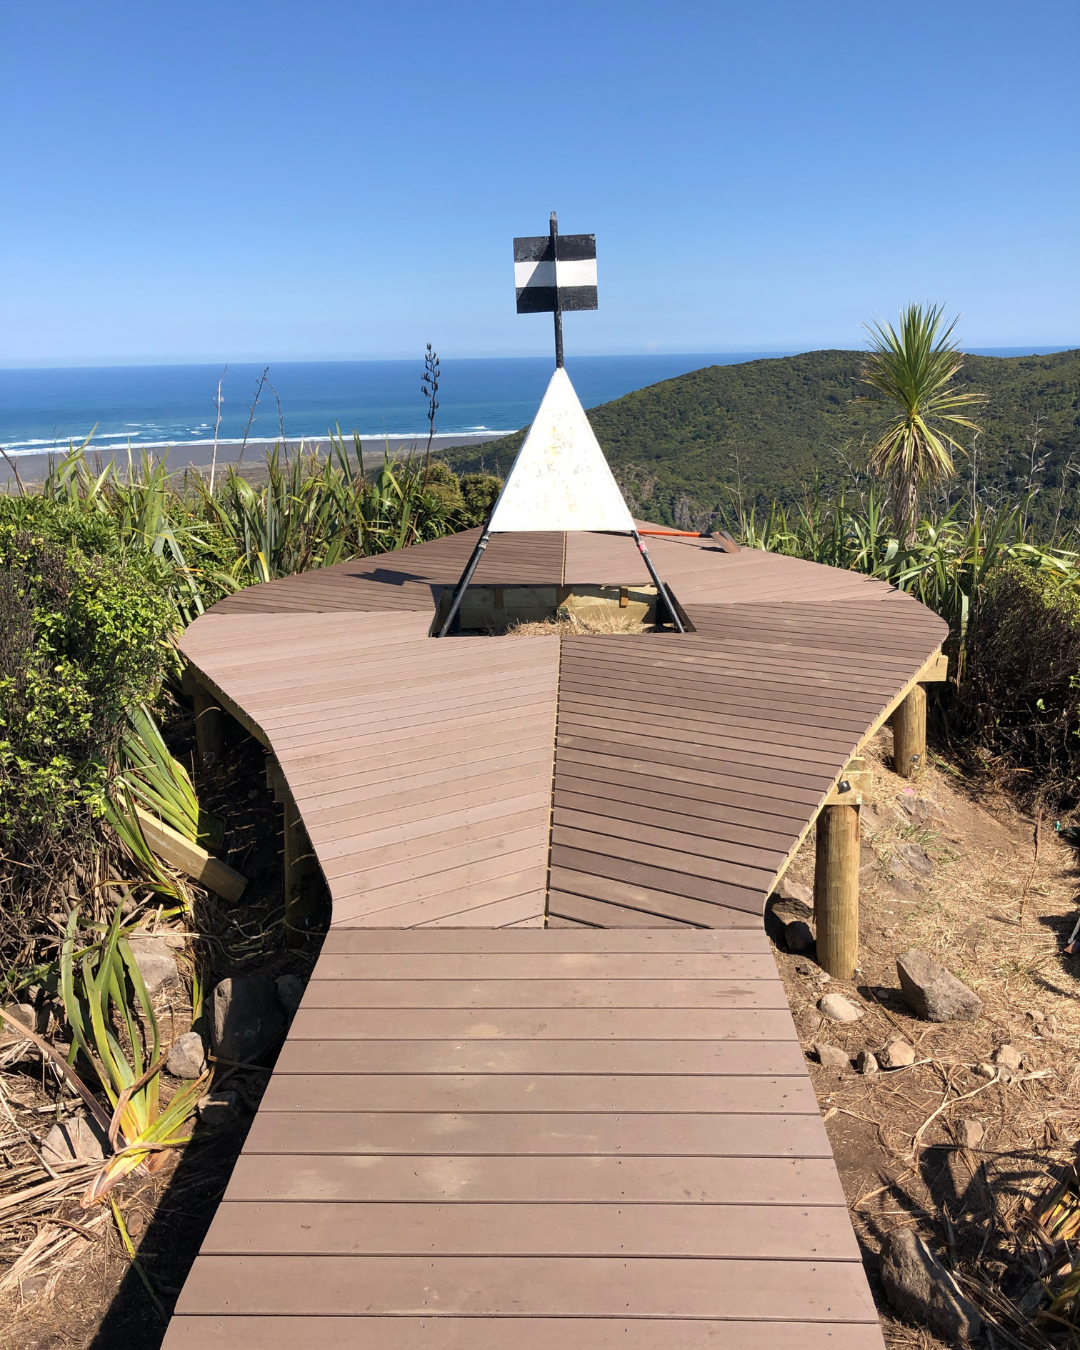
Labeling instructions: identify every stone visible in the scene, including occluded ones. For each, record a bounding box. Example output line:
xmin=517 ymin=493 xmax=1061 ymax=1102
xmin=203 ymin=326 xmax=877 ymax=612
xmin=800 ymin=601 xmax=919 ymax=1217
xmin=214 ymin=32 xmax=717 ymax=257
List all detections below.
xmin=775 ymin=876 xmax=813 ymax=906
xmin=41 ymin=1115 xmax=108 ymax=1167
xmin=0 ymin=1003 xmax=39 ymax=1038
xmin=1026 ymin=1009 xmax=1045 ymax=1025
xmin=879 ymin=1038 xmax=917 ymax=1068
xmin=954 ymin=1118 xmax=985 ymax=1149
xmin=127 ymin=938 xmax=179 ymax=997
xmin=795 ymin=961 xmax=829 ymax=981
xmin=856 ymin=1049 xmax=879 ymax=1074
xmin=130 ymin=928 xmax=187 ymax=949
xmin=210 ymin=976 xmax=286 ymax=1064
xmin=992 ymin=1043 xmax=1022 ymax=1072
xmin=884 ymin=876 xmax=922 ymax=902
xmin=19 ymin=1274 xmax=49 ymax=1301
xmin=196 ymin=1090 xmax=240 ymax=1128
xmin=818 ymin=992 xmax=863 ymax=1023
xmin=879 ymin=1227 xmax=983 ymax=1342
xmin=896 ymin=949 xmax=983 ymax=1022
xmin=973 ymin=1062 xmax=996 ymax=1079
xmin=814 ymin=1043 xmax=850 ymax=1070
xmin=275 ymin=973 xmax=305 ymax=1017
xmin=1045 ymin=1013 xmax=1059 ymax=1033
xmin=785 ymin=921 xmax=815 ymax=953
xmin=166 ymin=1031 xmax=207 ymax=1079
xmin=770 ymin=896 xmax=814 ymax=927
xmin=895 ymin=842 xmax=934 ymax=876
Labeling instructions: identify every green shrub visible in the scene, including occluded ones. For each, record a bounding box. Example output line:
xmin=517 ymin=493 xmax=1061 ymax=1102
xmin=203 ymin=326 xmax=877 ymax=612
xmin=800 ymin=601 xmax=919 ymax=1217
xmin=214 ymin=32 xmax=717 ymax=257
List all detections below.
xmin=0 ymin=513 xmax=173 ymax=844
xmin=962 ymin=564 xmax=1080 ymax=802
xmin=458 ymin=472 xmax=503 ymax=527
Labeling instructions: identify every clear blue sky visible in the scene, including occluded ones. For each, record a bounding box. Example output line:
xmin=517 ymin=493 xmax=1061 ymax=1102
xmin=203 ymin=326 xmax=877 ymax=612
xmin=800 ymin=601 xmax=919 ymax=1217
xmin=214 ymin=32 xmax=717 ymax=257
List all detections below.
xmin=2 ymin=0 xmax=1077 ymax=365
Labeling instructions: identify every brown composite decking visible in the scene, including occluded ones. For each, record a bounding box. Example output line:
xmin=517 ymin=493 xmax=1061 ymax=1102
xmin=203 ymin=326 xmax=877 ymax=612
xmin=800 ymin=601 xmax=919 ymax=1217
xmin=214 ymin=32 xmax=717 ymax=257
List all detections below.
xmin=163 ymin=528 xmax=947 ymax=1347
xmin=163 ymin=930 xmax=882 ymax=1350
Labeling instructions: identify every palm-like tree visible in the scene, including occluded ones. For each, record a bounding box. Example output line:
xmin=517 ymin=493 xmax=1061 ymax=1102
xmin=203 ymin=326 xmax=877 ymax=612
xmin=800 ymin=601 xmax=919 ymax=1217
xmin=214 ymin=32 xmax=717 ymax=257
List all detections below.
xmin=860 ymin=303 xmax=986 ymax=543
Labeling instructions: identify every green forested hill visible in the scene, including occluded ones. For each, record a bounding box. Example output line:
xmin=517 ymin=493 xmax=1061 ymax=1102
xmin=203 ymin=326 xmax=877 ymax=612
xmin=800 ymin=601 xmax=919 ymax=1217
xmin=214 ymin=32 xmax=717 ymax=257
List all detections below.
xmin=444 ymin=348 xmax=1080 ymax=530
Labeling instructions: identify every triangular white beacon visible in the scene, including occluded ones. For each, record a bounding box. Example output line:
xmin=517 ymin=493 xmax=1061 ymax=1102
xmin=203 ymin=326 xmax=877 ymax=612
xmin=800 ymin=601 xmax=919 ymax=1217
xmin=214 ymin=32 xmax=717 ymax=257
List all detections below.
xmin=486 ymin=368 xmax=636 ymax=533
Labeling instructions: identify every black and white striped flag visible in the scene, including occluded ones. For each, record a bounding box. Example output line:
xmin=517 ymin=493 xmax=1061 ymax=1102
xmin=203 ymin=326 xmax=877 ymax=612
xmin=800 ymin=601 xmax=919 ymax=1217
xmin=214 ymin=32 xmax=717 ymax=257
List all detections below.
xmin=514 ymin=232 xmax=597 ymax=313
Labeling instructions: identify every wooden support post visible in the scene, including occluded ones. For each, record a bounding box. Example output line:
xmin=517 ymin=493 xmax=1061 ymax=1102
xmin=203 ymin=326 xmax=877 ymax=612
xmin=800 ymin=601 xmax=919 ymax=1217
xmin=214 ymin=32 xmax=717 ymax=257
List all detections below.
xmin=815 ymin=804 xmax=860 ymax=980
xmin=191 ymin=680 xmax=224 ymax=766
xmin=282 ymin=788 xmax=325 ymax=945
xmin=891 ymin=683 xmax=927 ymax=779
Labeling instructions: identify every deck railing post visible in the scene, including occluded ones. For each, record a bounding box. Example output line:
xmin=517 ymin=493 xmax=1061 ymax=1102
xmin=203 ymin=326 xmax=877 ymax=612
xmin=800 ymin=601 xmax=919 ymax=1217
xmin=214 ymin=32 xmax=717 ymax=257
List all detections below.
xmin=814 ymin=804 xmax=860 ymax=980
xmin=891 ymin=683 xmax=927 ymax=779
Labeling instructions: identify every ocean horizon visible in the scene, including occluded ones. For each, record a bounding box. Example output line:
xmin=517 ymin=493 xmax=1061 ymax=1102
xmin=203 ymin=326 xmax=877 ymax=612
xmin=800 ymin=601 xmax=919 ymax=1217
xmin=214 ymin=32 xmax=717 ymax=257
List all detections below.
xmin=1 ymin=348 xmax=1072 ymax=455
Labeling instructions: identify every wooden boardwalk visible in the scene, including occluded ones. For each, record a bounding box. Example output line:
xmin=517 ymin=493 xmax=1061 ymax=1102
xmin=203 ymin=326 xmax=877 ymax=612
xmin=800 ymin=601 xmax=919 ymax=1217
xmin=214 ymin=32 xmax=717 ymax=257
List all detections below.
xmin=164 ymin=930 xmax=882 ymax=1349
xmin=164 ymin=528 xmax=947 ymax=1347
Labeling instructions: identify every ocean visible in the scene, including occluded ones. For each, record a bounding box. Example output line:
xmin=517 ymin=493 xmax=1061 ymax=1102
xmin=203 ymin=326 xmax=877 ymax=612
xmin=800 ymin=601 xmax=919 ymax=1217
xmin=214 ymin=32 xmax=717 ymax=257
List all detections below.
xmin=2 ymin=348 xmax=1068 ymax=456
xmin=0 ymin=353 xmax=788 ymax=454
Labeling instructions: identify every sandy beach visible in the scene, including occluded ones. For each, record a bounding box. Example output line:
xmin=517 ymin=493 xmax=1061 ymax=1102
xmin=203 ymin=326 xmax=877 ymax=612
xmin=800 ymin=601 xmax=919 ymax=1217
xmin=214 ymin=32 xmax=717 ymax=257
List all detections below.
xmin=0 ymin=431 xmax=507 ymax=488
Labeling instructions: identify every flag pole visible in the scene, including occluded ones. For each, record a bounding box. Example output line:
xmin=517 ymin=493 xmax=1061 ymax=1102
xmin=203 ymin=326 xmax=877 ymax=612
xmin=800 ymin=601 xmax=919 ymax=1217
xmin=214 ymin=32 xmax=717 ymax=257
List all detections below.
xmin=551 ymin=211 xmax=564 ymax=369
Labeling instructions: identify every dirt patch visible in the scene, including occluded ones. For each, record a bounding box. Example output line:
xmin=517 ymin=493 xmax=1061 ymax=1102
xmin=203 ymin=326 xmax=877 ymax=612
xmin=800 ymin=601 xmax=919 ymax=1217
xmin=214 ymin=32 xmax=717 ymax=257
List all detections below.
xmin=776 ymin=725 xmax=1080 ymax=1348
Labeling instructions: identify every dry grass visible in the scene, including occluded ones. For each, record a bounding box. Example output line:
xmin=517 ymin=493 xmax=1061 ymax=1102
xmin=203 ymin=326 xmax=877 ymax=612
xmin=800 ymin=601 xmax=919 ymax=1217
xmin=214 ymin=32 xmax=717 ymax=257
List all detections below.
xmin=502 ymin=612 xmax=648 ymax=637
xmin=775 ymin=726 xmax=1080 ymax=1348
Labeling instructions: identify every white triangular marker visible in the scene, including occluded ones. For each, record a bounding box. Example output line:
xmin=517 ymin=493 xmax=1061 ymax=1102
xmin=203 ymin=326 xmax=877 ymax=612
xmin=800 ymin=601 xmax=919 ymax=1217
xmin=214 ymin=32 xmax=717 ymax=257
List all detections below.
xmin=486 ymin=367 xmax=636 ymax=533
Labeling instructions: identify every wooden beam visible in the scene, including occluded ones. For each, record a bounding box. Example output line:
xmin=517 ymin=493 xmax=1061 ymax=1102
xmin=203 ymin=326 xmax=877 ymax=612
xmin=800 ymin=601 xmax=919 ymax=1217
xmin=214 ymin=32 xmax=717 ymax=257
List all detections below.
xmin=823 ymin=757 xmax=873 ymax=807
xmin=134 ymin=806 xmax=247 ymax=903
xmin=855 ymin=646 xmax=943 ymax=753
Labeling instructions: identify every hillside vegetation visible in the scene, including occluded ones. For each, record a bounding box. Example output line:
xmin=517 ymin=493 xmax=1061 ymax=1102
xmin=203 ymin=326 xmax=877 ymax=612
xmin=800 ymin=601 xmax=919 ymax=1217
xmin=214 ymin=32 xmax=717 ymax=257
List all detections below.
xmin=446 ymin=348 xmax=1080 ymax=530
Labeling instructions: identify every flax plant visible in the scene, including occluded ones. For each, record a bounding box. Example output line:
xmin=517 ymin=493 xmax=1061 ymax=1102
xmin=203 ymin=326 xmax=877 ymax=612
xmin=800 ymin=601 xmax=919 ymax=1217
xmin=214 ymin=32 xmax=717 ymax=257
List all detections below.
xmin=859 ymin=304 xmax=987 ymax=544
xmin=60 ymin=905 xmax=207 ymax=1206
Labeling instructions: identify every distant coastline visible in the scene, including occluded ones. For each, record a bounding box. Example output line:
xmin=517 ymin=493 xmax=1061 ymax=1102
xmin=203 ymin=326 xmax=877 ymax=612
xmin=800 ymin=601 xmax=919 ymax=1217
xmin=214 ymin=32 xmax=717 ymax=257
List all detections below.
xmin=0 ymin=431 xmax=508 ymax=487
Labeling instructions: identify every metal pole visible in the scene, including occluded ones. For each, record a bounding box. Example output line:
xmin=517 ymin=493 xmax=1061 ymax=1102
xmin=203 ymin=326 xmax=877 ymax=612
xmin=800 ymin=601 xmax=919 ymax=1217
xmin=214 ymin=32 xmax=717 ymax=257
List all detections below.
xmin=550 ymin=211 xmax=564 ymax=369
xmin=436 ymin=530 xmax=492 ymax=637
xmin=631 ymin=530 xmax=685 ymax=632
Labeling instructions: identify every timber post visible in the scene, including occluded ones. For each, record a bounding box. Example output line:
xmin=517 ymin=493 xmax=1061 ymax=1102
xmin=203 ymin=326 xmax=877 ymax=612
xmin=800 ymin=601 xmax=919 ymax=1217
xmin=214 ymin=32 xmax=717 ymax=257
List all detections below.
xmin=814 ymin=803 xmax=860 ymax=980
xmin=182 ymin=665 xmax=225 ymax=765
xmin=891 ymin=683 xmax=927 ymax=779
xmin=266 ymin=756 xmax=327 ymax=949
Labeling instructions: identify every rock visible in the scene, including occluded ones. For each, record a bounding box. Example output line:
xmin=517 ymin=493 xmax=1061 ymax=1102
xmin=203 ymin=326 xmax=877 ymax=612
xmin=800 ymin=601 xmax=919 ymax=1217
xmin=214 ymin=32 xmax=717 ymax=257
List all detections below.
xmin=895 ymin=842 xmax=934 ymax=876
xmin=0 ymin=1003 xmax=39 ymax=1038
xmin=127 ymin=938 xmax=179 ymax=997
xmin=775 ymin=876 xmax=813 ymax=906
xmin=896 ymin=949 xmax=983 ymax=1022
xmin=879 ymin=1227 xmax=983 ymax=1342
xmin=814 ymin=1043 xmax=850 ymax=1070
xmin=1026 ymin=1009 xmax=1045 ymax=1025
xmin=196 ymin=1090 xmax=240 ymax=1128
xmin=210 ymin=976 xmax=286 ymax=1064
xmin=861 ymin=806 xmax=885 ymax=834
xmin=1045 ymin=1013 xmax=1059 ymax=1033
xmin=879 ymin=1038 xmax=917 ymax=1068
xmin=166 ymin=1031 xmax=207 ymax=1079
xmin=41 ymin=1116 xmax=109 ymax=1166
xmin=276 ymin=973 xmax=305 ymax=1017
xmin=785 ymin=921 xmax=815 ymax=953
xmin=130 ymin=928 xmax=187 ymax=949
xmin=795 ymin=960 xmax=829 ymax=981
xmin=856 ymin=1049 xmax=879 ymax=1074
xmin=953 ymin=1118 xmax=985 ymax=1149
xmin=19 ymin=1274 xmax=49 ymax=1301
xmin=818 ymin=992 xmax=863 ymax=1023
xmin=973 ymin=1061 xmax=996 ymax=1079
xmin=770 ymin=896 xmax=814 ymax=927
xmin=882 ymin=876 xmax=923 ymax=903
xmin=992 ymin=1043 xmax=1022 ymax=1072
